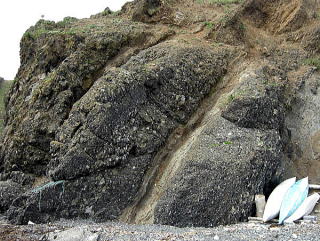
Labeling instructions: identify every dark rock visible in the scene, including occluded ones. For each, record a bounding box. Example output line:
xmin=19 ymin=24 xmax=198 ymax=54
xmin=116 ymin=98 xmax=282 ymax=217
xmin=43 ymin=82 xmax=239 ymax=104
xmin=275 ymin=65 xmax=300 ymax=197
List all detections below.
xmin=2 ymin=0 xmax=319 ymax=230
xmin=6 ymin=41 xmax=231 ymax=224
xmin=153 ymin=66 xmax=284 ymax=227
xmin=7 ymin=180 xmax=65 ymax=224
xmin=221 ymin=67 xmax=285 ymax=130
xmin=0 ymin=180 xmax=25 ymax=213
xmin=154 ymin=115 xmax=282 ymax=227
xmin=0 ymin=171 xmax=34 ymax=186
xmin=221 ymin=96 xmax=284 ymax=130
xmin=0 ymin=18 xmax=172 ymax=176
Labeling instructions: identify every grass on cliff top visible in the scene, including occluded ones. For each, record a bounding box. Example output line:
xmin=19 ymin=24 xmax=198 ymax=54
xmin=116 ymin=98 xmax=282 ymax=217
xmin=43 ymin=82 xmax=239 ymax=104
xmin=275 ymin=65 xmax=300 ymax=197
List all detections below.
xmin=22 ymin=17 xmax=123 ymax=39
xmin=303 ymin=57 xmax=320 ymax=70
xmin=0 ymin=80 xmax=12 ymax=134
xmin=23 ymin=18 xmax=80 ymax=39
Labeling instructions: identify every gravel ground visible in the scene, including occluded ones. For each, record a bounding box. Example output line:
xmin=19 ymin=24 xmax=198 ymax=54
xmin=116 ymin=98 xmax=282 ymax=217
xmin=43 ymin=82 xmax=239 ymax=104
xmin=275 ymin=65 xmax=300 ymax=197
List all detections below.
xmin=1 ymin=215 xmax=320 ymax=241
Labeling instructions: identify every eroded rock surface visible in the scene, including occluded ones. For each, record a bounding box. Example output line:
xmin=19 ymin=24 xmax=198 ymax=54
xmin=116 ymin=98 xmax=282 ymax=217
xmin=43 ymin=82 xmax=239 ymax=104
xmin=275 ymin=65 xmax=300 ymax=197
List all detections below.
xmin=154 ymin=66 xmax=285 ymax=227
xmin=5 ymin=41 xmax=231 ymax=224
xmin=285 ymin=69 xmax=320 ymax=183
xmin=1 ymin=17 xmax=173 ymax=176
xmin=1 ymin=0 xmax=320 ymax=229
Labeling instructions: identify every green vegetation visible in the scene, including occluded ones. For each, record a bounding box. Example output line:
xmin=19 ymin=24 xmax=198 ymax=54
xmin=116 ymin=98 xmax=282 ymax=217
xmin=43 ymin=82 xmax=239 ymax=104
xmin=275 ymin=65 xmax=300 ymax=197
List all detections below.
xmin=239 ymin=22 xmax=246 ymax=31
xmin=23 ymin=19 xmax=73 ymax=39
xmin=211 ymin=143 xmax=220 ymax=148
xmin=56 ymin=17 xmax=78 ymax=28
xmin=22 ymin=18 xmax=104 ymax=39
xmin=223 ymin=141 xmax=233 ymax=145
xmin=212 ymin=42 xmax=224 ymax=48
xmin=211 ymin=141 xmax=233 ymax=148
xmin=227 ymin=93 xmax=235 ymax=103
xmin=219 ymin=12 xmax=235 ymax=24
xmin=303 ymin=57 xmax=320 ymax=70
xmin=0 ymin=80 xmax=12 ymax=133
xmin=204 ymin=21 xmax=214 ymax=29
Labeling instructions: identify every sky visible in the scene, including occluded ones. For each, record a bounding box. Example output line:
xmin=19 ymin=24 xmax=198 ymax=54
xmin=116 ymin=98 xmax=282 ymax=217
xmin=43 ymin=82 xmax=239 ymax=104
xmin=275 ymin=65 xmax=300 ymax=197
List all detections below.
xmin=0 ymin=0 xmax=133 ymax=80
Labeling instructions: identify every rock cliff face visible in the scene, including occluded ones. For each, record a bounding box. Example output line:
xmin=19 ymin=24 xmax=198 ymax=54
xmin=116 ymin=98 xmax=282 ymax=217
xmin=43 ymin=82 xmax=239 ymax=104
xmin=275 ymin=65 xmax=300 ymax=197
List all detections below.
xmin=1 ymin=0 xmax=320 ymax=227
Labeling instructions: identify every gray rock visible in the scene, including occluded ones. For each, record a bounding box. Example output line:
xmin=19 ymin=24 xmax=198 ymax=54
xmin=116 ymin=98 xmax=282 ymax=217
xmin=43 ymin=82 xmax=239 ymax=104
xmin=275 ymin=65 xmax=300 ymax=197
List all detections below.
xmin=284 ymin=69 xmax=320 ymax=183
xmin=46 ymin=227 xmax=99 ymax=241
xmin=2 ymin=0 xmax=319 ymax=230
xmin=2 ymin=220 xmax=320 ymax=241
xmin=221 ymin=66 xmax=285 ymax=130
xmin=155 ymin=114 xmax=282 ymax=227
xmin=0 ymin=18 xmax=174 ymax=176
xmin=0 ymin=180 xmax=24 ymax=212
xmin=6 ymin=41 xmax=231 ymax=224
xmin=152 ymin=66 xmax=284 ymax=227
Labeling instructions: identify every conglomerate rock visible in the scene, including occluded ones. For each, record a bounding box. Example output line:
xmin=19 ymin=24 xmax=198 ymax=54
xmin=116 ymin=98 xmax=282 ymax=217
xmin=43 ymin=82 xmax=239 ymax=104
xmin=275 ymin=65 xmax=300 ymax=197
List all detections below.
xmin=1 ymin=0 xmax=320 ymax=228
xmin=5 ymin=41 xmax=231 ymax=224
xmin=154 ymin=66 xmax=285 ymax=227
xmin=0 ymin=17 xmax=172 ymax=176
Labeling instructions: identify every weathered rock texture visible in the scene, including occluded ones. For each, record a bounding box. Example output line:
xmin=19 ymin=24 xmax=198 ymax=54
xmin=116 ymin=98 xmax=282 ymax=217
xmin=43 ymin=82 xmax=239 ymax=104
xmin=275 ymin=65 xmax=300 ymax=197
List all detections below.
xmin=6 ymin=41 xmax=231 ymax=224
xmin=154 ymin=66 xmax=285 ymax=227
xmin=285 ymin=68 xmax=320 ymax=183
xmin=0 ymin=0 xmax=320 ymax=228
xmin=1 ymin=17 xmax=178 ymax=176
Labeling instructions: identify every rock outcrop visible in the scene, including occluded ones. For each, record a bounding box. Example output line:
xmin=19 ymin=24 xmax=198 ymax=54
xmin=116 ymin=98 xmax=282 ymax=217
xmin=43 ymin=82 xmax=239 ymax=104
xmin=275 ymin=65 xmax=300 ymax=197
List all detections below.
xmin=1 ymin=17 xmax=173 ymax=176
xmin=0 ymin=0 xmax=320 ymax=228
xmin=6 ymin=41 xmax=232 ymax=224
xmin=154 ymin=66 xmax=285 ymax=227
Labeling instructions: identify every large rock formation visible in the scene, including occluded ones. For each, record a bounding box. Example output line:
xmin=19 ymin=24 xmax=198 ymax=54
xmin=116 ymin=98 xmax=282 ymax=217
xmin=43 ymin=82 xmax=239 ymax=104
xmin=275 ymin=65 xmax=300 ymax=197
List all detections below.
xmin=1 ymin=0 xmax=320 ymax=227
xmin=153 ymin=66 xmax=285 ymax=227
xmin=6 ymin=41 xmax=232 ymax=224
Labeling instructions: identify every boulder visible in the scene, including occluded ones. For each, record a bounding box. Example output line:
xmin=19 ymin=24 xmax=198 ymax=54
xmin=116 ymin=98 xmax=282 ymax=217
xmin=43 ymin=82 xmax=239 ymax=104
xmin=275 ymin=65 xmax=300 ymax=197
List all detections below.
xmin=153 ymin=66 xmax=285 ymax=227
xmin=155 ymin=115 xmax=282 ymax=227
xmin=221 ymin=66 xmax=285 ymax=130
